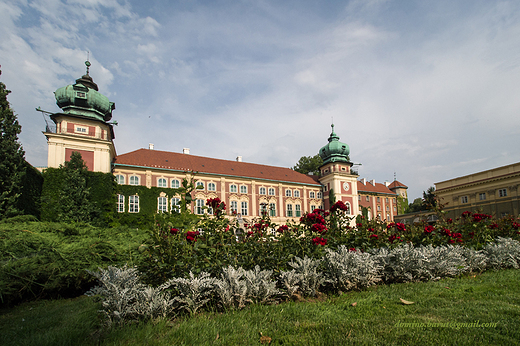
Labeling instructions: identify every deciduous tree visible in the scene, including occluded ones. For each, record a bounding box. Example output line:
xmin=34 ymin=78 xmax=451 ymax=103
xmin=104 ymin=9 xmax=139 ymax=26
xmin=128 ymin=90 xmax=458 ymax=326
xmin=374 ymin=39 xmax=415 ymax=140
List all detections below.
xmin=292 ymin=155 xmax=323 ymax=176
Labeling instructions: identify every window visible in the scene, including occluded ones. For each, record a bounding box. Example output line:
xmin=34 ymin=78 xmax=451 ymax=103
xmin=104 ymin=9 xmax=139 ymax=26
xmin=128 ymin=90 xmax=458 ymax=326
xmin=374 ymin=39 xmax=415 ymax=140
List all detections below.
xmin=358 ymin=195 xmax=361 ymax=201
xmin=230 ymin=201 xmax=238 ymax=214
xmin=479 ymin=193 xmax=486 ymax=201
xmin=259 ymin=203 xmax=268 ymax=216
xmin=230 ymin=184 xmax=237 ymax=193
xmin=196 ymin=181 xmax=204 ymax=190
xmin=196 ymin=199 xmax=204 ymax=214
xmin=386 ymin=198 xmax=389 ymax=203
xmin=158 ymin=178 xmax=167 ymax=188
xmin=171 ymin=197 xmax=180 ymax=213
xmin=75 ymin=126 xmax=87 ymax=133
xmin=129 ymin=176 xmax=139 ymax=186
xmin=208 ymin=182 xmax=216 ymax=191
xmin=158 ymin=197 xmax=167 ymax=212
xmin=294 ymin=190 xmax=300 ymax=198
xmin=129 ymin=195 xmax=139 ymax=213
xmin=366 ymin=196 xmax=370 ymax=202
xmin=171 ymin=179 xmax=180 ymax=188
xmin=386 ymin=205 xmax=390 ymax=211
xmin=115 ymin=174 xmax=125 ymax=185
xmin=345 ymin=202 xmax=351 ymax=214
xmin=499 ymin=189 xmax=507 ymax=197
xmin=311 ymin=205 xmax=316 ymax=211
xmin=377 ymin=197 xmax=380 ymax=202
xmin=240 ymin=185 xmax=247 ymax=194
xmin=309 ymin=191 xmax=315 ymax=199
xmin=461 ymin=196 xmax=468 ymax=204
xmin=76 ymin=91 xmax=86 ymax=98
xmin=286 ymin=204 xmax=293 ymax=217
xmin=117 ymin=195 xmax=124 ymax=213
xmin=259 ymin=187 xmax=266 ymax=195
xmin=317 ymin=192 xmax=322 ymax=199
xmin=295 ymin=204 xmax=301 ymax=217
xmin=285 ymin=190 xmax=292 ymax=197
xmin=269 ymin=203 xmax=276 ymax=217
xmin=241 ymin=201 xmax=248 ymax=216
xmin=268 ymin=188 xmax=275 ymax=196
xmin=377 ymin=205 xmax=381 ymax=211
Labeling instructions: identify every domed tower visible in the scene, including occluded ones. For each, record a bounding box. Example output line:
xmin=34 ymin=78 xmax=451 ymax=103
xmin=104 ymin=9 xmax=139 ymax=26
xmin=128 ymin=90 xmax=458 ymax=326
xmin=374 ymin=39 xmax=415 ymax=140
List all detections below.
xmin=44 ymin=61 xmax=116 ymax=172
xmin=318 ymin=124 xmax=359 ymax=217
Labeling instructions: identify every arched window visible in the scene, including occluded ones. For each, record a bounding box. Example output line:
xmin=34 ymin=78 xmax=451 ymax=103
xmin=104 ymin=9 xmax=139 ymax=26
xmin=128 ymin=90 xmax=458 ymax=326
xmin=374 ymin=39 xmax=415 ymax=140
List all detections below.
xmin=294 ymin=190 xmax=300 ymax=198
xmin=285 ymin=189 xmax=292 ymax=197
xmin=309 ymin=191 xmax=315 ymax=199
xmin=268 ymin=188 xmax=275 ymax=196
xmin=115 ymin=175 xmax=125 ymax=185
xmin=157 ymin=178 xmax=167 ymax=188
xmin=129 ymin=176 xmax=139 ymax=186
xmin=317 ymin=192 xmax=322 ymax=199
xmin=196 ymin=181 xmax=204 ymax=190
xmin=171 ymin=179 xmax=180 ymax=188
xmin=230 ymin=184 xmax=237 ymax=193
xmin=259 ymin=187 xmax=266 ymax=195
xmin=240 ymin=185 xmax=247 ymax=194
xmin=208 ymin=182 xmax=216 ymax=191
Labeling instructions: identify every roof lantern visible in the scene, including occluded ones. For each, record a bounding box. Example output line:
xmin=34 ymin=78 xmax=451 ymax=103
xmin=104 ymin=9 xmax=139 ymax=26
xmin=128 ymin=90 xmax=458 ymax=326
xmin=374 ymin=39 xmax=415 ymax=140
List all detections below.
xmin=54 ymin=60 xmax=115 ymax=122
xmin=319 ymin=124 xmax=350 ymax=164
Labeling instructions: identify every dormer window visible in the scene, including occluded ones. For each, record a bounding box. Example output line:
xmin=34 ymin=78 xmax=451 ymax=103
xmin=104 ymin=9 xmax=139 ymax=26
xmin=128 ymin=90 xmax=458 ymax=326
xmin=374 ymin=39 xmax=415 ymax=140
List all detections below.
xmin=75 ymin=126 xmax=87 ymax=134
xmin=76 ymin=91 xmax=86 ymax=98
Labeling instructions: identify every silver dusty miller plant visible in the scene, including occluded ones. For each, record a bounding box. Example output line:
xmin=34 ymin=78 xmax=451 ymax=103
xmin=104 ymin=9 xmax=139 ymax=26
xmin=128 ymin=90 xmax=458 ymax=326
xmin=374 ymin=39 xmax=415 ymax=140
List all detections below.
xmin=484 ymin=237 xmax=520 ymax=269
xmin=214 ymin=266 xmax=249 ymax=310
xmin=243 ymin=265 xmax=281 ymax=304
xmin=323 ymin=246 xmax=382 ymax=291
xmin=85 ymin=265 xmax=174 ymax=325
xmin=166 ymin=271 xmax=216 ymax=315
xmin=278 ymin=270 xmax=302 ymax=298
xmin=286 ymin=256 xmax=325 ymax=297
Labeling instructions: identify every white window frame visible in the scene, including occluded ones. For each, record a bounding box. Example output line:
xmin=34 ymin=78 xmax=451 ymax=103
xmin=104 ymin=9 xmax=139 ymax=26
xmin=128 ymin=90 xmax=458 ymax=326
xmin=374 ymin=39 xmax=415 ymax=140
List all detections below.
xmin=479 ymin=193 xmax=486 ymax=201
xmin=286 ymin=204 xmax=293 ymax=217
xmin=268 ymin=187 xmax=275 ymax=196
xmin=117 ymin=194 xmax=125 ymax=213
xmin=241 ymin=201 xmax=248 ymax=216
xmin=196 ymin=181 xmax=205 ymax=190
xmin=157 ymin=178 xmax=167 ymax=188
xmin=461 ymin=196 xmax=468 ymax=204
xmin=240 ymin=185 xmax=247 ymax=194
xmin=129 ymin=175 xmax=139 ymax=186
xmin=309 ymin=191 xmax=315 ymax=199
xmin=171 ymin=197 xmax=180 ymax=213
xmin=259 ymin=187 xmax=266 ymax=195
xmin=129 ymin=195 xmax=139 ymax=213
xmin=259 ymin=203 xmax=267 ymax=216
xmin=208 ymin=182 xmax=216 ymax=191
xmin=285 ymin=189 xmax=292 ymax=197
xmin=498 ymin=189 xmax=507 ymax=197
xmin=294 ymin=190 xmax=300 ymax=198
xmin=171 ymin=179 xmax=180 ymax=188
xmin=115 ymin=174 xmax=125 ymax=185
xmin=231 ymin=201 xmax=238 ymax=214
xmin=269 ymin=203 xmax=276 ymax=217
xmin=196 ymin=199 xmax=204 ymax=214
xmin=158 ymin=196 xmax=167 ymax=212
xmin=295 ymin=204 xmax=301 ymax=217
xmin=317 ymin=192 xmax=323 ymax=199
xmin=230 ymin=184 xmax=237 ymax=193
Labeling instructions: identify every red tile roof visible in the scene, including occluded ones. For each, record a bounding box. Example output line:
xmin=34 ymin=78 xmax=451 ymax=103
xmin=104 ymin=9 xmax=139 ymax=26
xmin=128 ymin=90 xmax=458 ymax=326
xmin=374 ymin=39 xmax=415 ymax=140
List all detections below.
xmin=114 ymin=149 xmax=321 ymax=186
xmin=357 ymin=180 xmax=397 ymax=196
xmin=388 ymin=180 xmax=408 ymax=189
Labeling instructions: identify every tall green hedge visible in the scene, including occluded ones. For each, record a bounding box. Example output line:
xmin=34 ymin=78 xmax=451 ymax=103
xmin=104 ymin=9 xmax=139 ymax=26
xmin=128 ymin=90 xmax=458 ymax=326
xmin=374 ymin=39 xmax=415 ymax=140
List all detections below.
xmin=16 ymin=162 xmax=43 ymax=218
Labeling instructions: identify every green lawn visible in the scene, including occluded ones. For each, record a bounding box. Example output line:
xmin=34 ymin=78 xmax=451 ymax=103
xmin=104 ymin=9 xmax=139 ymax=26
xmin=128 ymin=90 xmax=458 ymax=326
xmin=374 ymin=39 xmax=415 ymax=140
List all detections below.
xmin=1 ymin=269 xmax=519 ymax=346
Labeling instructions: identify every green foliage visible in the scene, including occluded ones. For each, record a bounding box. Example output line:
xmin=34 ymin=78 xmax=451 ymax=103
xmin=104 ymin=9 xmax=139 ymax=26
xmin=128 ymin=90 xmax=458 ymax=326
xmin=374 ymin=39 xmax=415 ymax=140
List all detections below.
xmin=17 ymin=162 xmax=43 ymax=218
xmin=292 ymin=154 xmax=323 ymax=175
xmin=0 ymin=220 xmax=148 ymax=307
xmin=40 ymin=154 xmax=116 ymax=226
xmin=0 ymin=69 xmax=26 ymax=219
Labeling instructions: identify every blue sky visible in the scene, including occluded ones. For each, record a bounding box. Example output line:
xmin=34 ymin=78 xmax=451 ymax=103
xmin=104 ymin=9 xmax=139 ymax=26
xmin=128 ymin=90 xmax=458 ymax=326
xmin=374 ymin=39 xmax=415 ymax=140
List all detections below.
xmin=1 ymin=0 xmax=520 ymax=201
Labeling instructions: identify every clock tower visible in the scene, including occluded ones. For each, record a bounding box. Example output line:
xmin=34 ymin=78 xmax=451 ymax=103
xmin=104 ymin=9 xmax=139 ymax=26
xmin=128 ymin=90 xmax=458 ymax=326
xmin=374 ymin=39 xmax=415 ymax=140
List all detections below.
xmin=318 ymin=124 xmax=359 ymax=221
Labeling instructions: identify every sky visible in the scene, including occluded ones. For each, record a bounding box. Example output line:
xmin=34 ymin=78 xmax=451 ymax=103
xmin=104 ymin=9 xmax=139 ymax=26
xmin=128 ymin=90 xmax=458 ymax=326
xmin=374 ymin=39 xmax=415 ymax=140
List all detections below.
xmin=1 ymin=0 xmax=520 ymax=201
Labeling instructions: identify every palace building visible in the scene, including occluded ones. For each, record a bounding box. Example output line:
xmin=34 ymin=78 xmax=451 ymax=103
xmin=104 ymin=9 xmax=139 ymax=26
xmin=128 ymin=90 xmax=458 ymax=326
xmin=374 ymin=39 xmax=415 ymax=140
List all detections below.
xmin=42 ymin=63 xmax=406 ymax=225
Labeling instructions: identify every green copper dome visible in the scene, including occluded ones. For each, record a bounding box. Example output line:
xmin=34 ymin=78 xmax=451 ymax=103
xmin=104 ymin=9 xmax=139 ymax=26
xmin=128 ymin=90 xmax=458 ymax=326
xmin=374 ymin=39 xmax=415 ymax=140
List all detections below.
xmin=319 ymin=124 xmax=350 ymax=164
xmin=54 ymin=61 xmax=115 ymax=122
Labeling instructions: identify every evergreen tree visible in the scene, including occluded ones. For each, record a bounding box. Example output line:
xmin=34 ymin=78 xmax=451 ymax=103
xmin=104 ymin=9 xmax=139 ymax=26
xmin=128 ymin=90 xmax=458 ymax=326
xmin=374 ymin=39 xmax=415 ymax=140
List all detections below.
xmin=0 ymin=68 xmax=26 ymax=219
xmin=56 ymin=151 xmax=92 ymax=223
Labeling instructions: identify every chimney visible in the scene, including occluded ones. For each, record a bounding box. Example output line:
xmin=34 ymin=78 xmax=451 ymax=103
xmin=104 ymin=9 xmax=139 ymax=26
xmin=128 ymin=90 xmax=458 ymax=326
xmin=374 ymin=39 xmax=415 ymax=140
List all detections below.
xmin=236 ymin=156 xmax=242 ymax=162
xmin=149 ymin=143 xmax=154 ymax=150
xmin=183 ymin=148 xmax=190 ymax=154
xmin=361 ymin=178 xmax=366 ymax=185
xmin=370 ymin=179 xmax=376 ymax=186
xmin=384 ymin=181 xmax=390 ymax=187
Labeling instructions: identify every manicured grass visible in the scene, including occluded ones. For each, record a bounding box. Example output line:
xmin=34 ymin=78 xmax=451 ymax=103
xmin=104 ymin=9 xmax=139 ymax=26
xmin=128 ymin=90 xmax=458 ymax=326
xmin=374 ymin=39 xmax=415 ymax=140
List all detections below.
xmin=1 ymin=269 xmax=519 ymax=345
